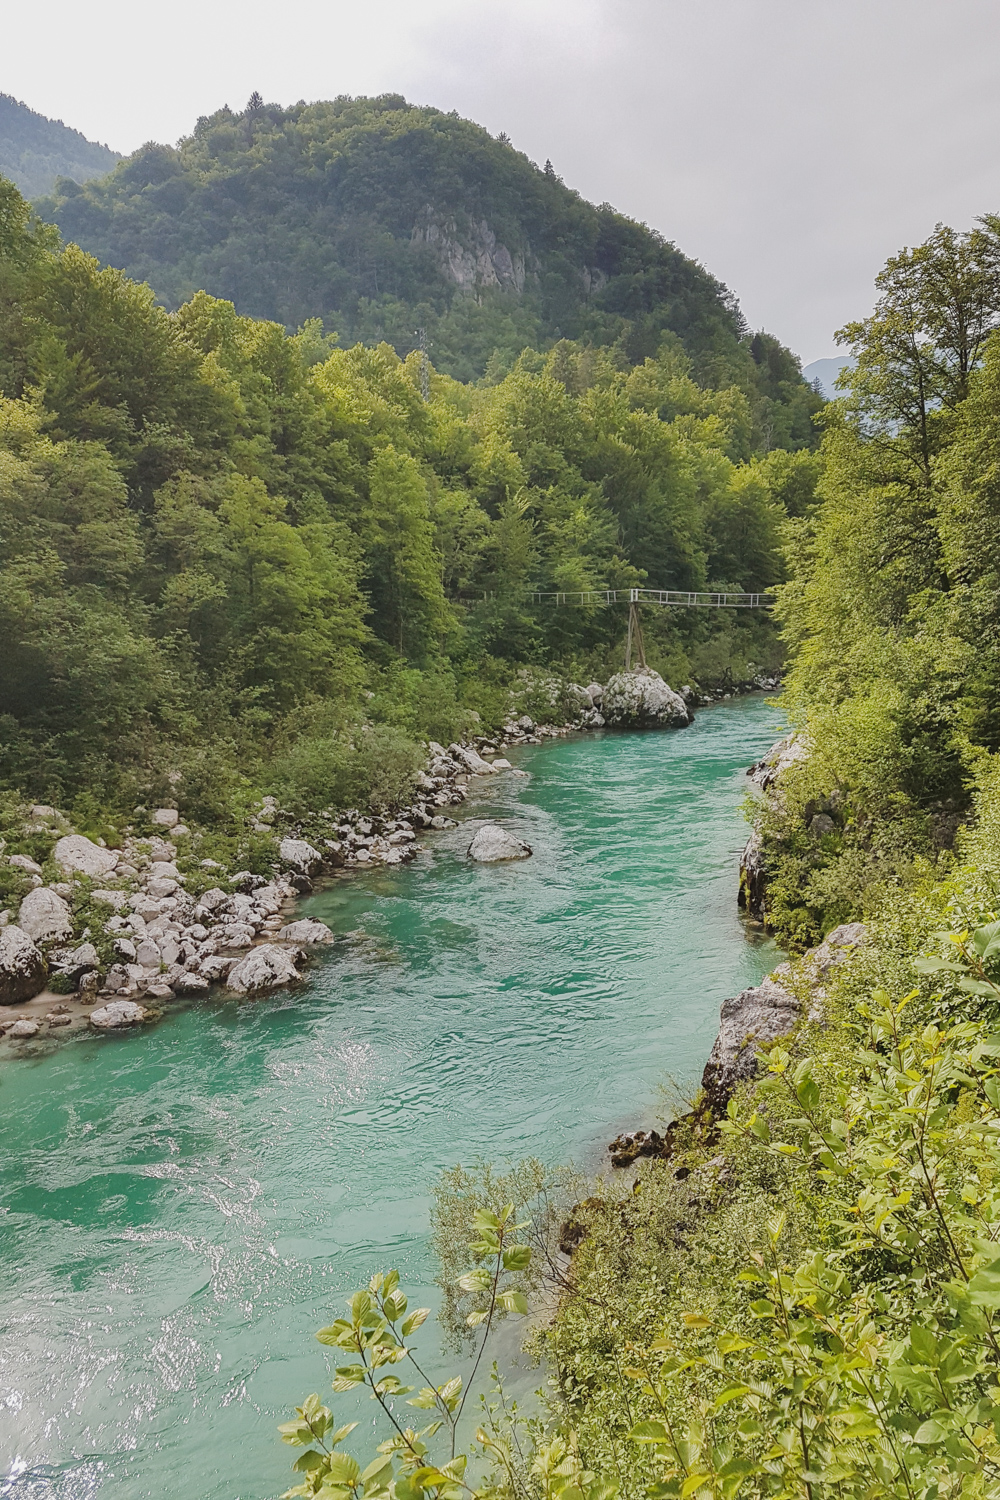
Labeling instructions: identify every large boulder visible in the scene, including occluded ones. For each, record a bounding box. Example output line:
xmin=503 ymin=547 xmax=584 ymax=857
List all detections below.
xmin=90 ymin=999 xmax=148 ymax=1029
xmin=278 ymin=919 xmax=335 ymax=945
xmin=279 ymin=838 xmax=323 ymax=876
xmin=467 ymin=824 xmax=533 ymax=862
xmin=18 ymin=887 xmax=73 ymax=943
xmin=601 ymin=667 xmax=692 ymax=728
xmin=225 ymin=944 xmax=303 ymax=994
xmin=0 ymin=925 xmax=47 ymax=1005
xmin=53 ymin=834 xmax=119 ymax=879
xmin=450 ymin=744 xmax=497 ymax=775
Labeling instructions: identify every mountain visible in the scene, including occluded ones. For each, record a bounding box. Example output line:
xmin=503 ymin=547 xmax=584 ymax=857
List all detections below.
xmin=802 ymin=355 xmax=852 ymax=400
xmin=36 ymin=94 xmax=819 ymax=442
xmin=0 ymin=93 xmax=120 ymax=199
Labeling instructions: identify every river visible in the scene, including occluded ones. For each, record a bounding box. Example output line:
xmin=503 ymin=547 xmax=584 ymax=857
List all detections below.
xmin=0 ymin=698 xmax=782 ymax=1500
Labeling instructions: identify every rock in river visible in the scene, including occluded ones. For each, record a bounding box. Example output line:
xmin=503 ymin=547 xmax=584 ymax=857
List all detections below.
xmin=278 ymin=919 xmax=335 ymax=945
xmin=601 ymin=667 xmax=691 ymax=728
xmin=467 ymin=824 xmax=533 ymax=862
xmin=52 ymin=834 xmax=119 ymax=879
xmin=0 ymin=925 xmax=47 ymax=1005
xmin=226 ymin=944 xmax=303 ymax=994
xmin=18 ymin=887 xmax=73 ymax=943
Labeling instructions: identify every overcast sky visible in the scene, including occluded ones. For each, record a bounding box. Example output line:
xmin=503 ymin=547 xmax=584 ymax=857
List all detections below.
xmin=5 ymin=0 xmax=1000 ymax=362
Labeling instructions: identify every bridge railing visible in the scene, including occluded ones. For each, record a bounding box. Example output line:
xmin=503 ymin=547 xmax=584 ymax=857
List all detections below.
xmin=526 ymin=587 xmax=774 ymax=609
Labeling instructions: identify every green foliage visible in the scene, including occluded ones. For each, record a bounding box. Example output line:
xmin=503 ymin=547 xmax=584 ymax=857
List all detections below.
xmin=280 ymin=1211 xmax=564 ymax=1500
xmin=38 ymin=94 xmax=820 ymax=436
xmin=0 ymin=93 xmax=120 ymax=200
xmin=0 ymin=170 xmax=811 ymax=822
xmin=756 ymin=216 xmax=1000 ymax=945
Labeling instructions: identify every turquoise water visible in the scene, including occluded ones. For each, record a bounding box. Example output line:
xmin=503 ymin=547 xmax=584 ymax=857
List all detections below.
xmin=0 ymin=699 xmax=782 ymax=1500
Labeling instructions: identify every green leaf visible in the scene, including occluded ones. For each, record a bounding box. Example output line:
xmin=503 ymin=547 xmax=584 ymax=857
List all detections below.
xmin=630 ymin=1421 xmax=671 ymax=1443
xmin=502 ymin=1245 xmax=532 ymax=1271
xmin=914 ymin=1416 xmax=951 ymax=1444
xmin=326 ymin=1452 xmax=362 ymax=1485
xmin=498 ymin=1290 xmax=528 ymax=1314
xmin=458 ymin=1268 xmax=492 ymax=1292
xmin=967 ymin=1261 xmax=1000 ymax=1307
xmin=401 ymin=1307 xmax=430 ymax=1337
xmin=407 ymin=1388 xmax=442 ymax=1410
xmin=293 ymin=1450 xmax=328 ymax=1474
xmin=332 ymin=1365 xmax=367 ymax=1391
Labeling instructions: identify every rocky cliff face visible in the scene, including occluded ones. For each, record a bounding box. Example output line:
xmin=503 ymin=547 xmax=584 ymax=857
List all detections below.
xmin=411 ymin=212 xmax=527 ymax=294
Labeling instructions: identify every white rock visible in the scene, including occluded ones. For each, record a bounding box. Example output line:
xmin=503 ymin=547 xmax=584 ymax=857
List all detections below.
xmin=152 ymin=808 xmax=179 ymax=827
xmin=92 ymin=889 xmax=130 ymax=909
xmin=53 ymin=835 xmax=119 ymax=878
xmin=113 ymin=938 xmax=137 ymax=962
xmin=218 ymin=924 xmax=256 ymax=951
xmin=450 ymin=744 xmax=497 ymax=775
xmin=8 ymin=1017 xmax=40 ymax=1038
xmin=18 ymin=887 xmax=73 ymax=943
xmin=225 ymin=944 xmax=303 ymax=994
xmin=135 ymin=941 xmax=161 ymax=968
xmin=279 ymin=838 xmax=323 ymax=876
xmin=601 ymin=667 xmax=691 ymax=728
xmin=0 ymin=925 xmax=47 ymax=1005
xmin=199 ymin=955 xmax=236 ymax=982
xmin=252 ymin=883 xmax=284 ymax=916
xmin=50 ymin=941 xmax=99 ymax=982
xmin=149 ymin=860 xmax=181 ymax=880
xmin=467 ymin=825 xmax=533 ymax=862
xmin=8 ymin=854 xmax=42 ymax=875
xmin=278 ymin=919 xmax=334 ymax=945
xmin=174 ymin=972 xmax=210 ymax=994
xmin=490 ymin=758 xmax=513 ymax=771
xmin=147 ymin=879 xmax=178 ymax=898
xmin=172 ymin=825 xmax=190 ymax=838
xmin=90 ymin=999 xmax=147 ymax=1029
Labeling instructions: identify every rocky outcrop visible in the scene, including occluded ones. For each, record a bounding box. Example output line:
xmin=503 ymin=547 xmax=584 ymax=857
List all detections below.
xmin=738 ymin=830 xmax=767 ymax=922
xmin=467 ymin=824 xmax=532 ymax=862
xmin=226 ymin=944 xmax=304 ymax=994
xmin=278 ymin=837 xmax=323 ymax=876
xmin=701 ymin=923 xmax=867 ymax=1110
xmin=411 ymin=211 xmax=526 ymax=294
xmin=601 ymin=668 xmax=692 ymax=729
xmin=0 ymin=925 xmax=47 ymax=1005
xmin=52 ymin=834 xmax=119 ymax=879
xmin=747 ymin=734 xmax=810 ymax=791
xmin=18 ymin=887 xmax=73 ymax=943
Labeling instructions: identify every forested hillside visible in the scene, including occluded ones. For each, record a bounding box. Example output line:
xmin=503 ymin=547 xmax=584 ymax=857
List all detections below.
xmin=0 ymin=94 xmax=120 ymax=199
xmin=38 ymin=93 xmax=818 ymax=444
xmin=0 ymin=170 xmax=817 ymax=832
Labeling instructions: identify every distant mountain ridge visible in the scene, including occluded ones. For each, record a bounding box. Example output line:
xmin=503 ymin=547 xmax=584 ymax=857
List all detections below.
xmin=33 ymin=94 xmax=820 ymax=444
xmin=0 ymin=94 xmax=120 ymax=199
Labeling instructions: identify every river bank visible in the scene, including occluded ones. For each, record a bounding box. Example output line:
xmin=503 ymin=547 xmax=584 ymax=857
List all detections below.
xmin=0 ymin=671 xmax=780 ymax=1050
xmin=0 ymin=698 xmax=782 ymax=1500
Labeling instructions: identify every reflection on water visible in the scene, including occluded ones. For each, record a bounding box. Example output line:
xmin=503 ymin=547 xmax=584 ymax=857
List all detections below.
xmin=0 ymin=701 xmax=783 ymax=1499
